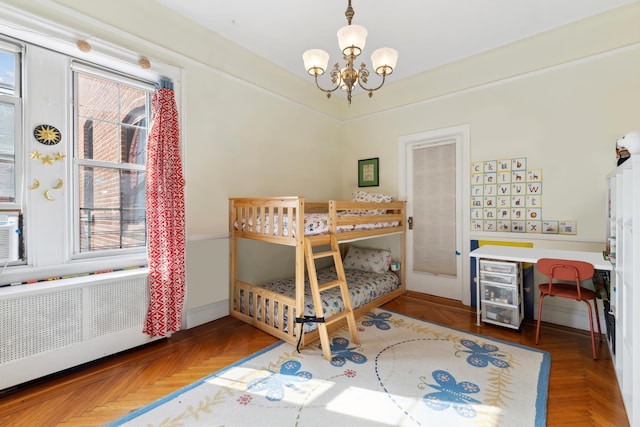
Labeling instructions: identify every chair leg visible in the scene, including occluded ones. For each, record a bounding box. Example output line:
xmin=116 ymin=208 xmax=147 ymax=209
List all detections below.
xmin=593 ymin=298 xmax=602 ymax=340
xmin=583 ymin=301 xmax=597 ymax=360
xmin=535 ymin=293 xmax=545 ymax=345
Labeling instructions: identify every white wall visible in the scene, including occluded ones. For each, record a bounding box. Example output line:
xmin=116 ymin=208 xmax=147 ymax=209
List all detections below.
xmin=3 ymin=0 xmax=639 ymax=329
xmin=337 ymin=3 xmax=639 ymax=329
xmin=339 ymin=4 xmax=639 ymax=213
xmin=341 ymin=50 xmax=639 ymax=238
xmin=0 ymin=0 xmax=344 ymax=319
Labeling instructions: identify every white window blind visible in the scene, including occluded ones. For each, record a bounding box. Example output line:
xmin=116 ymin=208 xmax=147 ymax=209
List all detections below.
xmin=412 ymin=141 xmax=457 ymax=276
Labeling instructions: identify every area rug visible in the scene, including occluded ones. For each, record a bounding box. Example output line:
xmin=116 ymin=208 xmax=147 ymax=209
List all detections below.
xmin=107 ymin=309 xmax=550 ymax=427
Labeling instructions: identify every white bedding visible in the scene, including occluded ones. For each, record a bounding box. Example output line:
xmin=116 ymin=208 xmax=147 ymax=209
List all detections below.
xmin=235 ymin=212 xmax=399 ymax=237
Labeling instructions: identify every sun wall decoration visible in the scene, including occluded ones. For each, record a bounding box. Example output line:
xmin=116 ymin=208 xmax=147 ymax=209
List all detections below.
xmin=30 ymin=124 xmax=64 ymax=201
xmin=33 ymin=124 xmax=61 ymax=145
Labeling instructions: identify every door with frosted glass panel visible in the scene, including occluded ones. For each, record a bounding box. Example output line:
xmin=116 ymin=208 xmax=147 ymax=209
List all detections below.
xmin=406 ymin=139 xmax=462 ymax=300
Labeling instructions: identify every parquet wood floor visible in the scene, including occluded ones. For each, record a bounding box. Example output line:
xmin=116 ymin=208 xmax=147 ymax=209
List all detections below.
xmin=0 ymin=292 xmax=629 ymax=426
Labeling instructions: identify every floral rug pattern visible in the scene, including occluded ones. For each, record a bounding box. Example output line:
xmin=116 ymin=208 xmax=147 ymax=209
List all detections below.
xmin=107 ymin=309 xmax=549 ymax=427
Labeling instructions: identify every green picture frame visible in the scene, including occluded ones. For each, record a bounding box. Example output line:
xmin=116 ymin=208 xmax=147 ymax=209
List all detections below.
xmin=358 ymin=157 xmax=379 ymax=187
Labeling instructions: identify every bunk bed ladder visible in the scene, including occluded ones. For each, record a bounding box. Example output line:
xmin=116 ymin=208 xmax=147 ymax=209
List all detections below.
xmin=304 ymin=234 xmax=360 ymax=361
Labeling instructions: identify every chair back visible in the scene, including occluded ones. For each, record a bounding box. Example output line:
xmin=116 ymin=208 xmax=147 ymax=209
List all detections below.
xmin=536 ymin=258 xmax=594 ymax=283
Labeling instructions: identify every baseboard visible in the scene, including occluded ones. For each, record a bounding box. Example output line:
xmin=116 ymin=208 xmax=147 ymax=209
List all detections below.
xmin=536 ymin=299 xmax=606 ymax=332
xmin=184 ymin=299 xmax=229 ymax=329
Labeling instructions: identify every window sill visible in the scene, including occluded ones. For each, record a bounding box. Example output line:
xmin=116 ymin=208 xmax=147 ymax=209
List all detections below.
xmin=0 ymin=253 xmax=148 ymax=287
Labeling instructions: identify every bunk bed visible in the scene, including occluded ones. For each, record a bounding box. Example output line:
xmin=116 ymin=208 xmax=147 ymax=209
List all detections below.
xmin=229 ymin=196 xmax=406 ymax=352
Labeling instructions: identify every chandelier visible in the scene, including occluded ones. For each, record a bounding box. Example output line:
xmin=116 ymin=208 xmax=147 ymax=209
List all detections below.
xmin=302 ymin=0 xmax=398 ymax=105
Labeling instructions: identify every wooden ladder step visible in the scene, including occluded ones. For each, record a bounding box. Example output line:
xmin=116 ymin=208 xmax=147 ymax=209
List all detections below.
xmin=312 ymin=250 xmax=337 ymax=260
xmin=317 ymin=280 xmax=345 ymax=292
xmin=323 ymin=311 xmax=351 ymax=326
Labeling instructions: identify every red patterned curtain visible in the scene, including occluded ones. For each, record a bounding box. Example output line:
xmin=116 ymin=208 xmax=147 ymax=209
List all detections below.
xmin=144 ymin=79 xmax=186 ymax=337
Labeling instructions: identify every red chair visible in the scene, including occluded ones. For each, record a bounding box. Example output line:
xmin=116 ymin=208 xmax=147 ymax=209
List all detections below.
xmin=535 ymin=258 xmax=602 ymax=359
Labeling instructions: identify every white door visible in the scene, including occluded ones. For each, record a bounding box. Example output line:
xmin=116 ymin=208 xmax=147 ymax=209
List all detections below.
xmin=399 ymin=126 xmax=470 ymax=303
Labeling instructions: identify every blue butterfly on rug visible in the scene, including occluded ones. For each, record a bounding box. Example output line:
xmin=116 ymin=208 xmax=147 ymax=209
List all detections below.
xmin=422 ymin=369 xmax=481 ymax=418
xmin=361 ymin=311 xmax=392 ymax=330
xmin=328 ymin=337 xmax=367 ymax=367
xmin=457 ymin=339 xmax=510 ymax=369
xmin=246 ymin=360 xmax=312 ymax=401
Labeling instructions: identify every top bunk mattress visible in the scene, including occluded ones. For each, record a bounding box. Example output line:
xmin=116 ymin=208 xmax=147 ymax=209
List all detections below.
xmin=234 ymin=212 xmax=400 ymax=237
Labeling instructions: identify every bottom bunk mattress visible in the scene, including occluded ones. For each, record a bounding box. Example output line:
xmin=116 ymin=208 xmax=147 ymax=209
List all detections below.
xmin=237 ymin=267 xmax=400 ymax=333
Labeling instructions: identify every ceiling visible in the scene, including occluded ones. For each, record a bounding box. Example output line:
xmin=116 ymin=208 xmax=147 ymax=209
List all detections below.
xmin=155 ymin=0 xmax=634 ymax=84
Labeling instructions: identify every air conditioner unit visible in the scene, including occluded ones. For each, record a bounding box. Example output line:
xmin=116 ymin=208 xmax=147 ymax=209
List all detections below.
xmin=0 ymin=215 xmax=19 ymax=263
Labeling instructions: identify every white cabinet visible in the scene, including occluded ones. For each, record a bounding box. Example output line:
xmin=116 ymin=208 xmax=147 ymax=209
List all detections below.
xmin=479 ymin=259 xmax=523 ymax=329
xmin=606 ymin=157 xmax=640 ymax=427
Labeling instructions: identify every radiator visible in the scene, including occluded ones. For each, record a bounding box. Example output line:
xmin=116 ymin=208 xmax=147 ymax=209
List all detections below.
xmin=0 ymin=268 xmax=156 ymax=391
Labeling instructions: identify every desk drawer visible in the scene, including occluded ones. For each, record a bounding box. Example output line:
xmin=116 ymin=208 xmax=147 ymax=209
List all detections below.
xmin=479 ymin=271 xmax=518 ymax=285
xmin=482 ymin=302 xmax=519 ymax=326
xmin=481 ymin=282 xmax=518 ymax=306
xmin=479 ymin=260 xmax=518 ymax=275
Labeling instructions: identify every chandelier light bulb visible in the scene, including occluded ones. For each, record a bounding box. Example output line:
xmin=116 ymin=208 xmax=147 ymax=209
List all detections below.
xmin=371 ymin=48 xmax=398 ymax=75
xmin=337 ymin=24 xmax=367 ymax=56
xmin=303 ymin=49 xmax=330 ymax=75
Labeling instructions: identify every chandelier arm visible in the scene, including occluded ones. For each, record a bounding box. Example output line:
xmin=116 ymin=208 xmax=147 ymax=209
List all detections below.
xmin=357 ymin=69 xmax=387 ymax=93
xmin=313 ymin=73 xmax=341 ymax=95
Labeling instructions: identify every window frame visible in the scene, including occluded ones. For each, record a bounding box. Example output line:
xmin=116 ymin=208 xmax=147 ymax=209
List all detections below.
xmin=0 ymin=8 xmax=180 ymax=285
xmin=0 ymin=39 xmax=24 ymax=212
xmin=71 ymin=61 xmax=155 ymax=260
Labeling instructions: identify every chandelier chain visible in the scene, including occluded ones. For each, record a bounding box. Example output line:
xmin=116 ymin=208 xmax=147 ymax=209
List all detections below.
xmin=345 ymin=0 xmax=354 ymax=25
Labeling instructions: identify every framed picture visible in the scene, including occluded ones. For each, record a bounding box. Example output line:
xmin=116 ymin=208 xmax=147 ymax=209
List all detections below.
xmin=358 ymin=157 xmax=379 ymax=187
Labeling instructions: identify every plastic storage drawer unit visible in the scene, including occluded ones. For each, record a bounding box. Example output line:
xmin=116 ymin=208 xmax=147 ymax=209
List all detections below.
xmin=481 ymin=282 xmax=518 ymax=305
xmin=479 ymin=271 xmax=519 ymax=286
xmin=479 ymin=260 xmax=518 ymax=275
xmin=482 ymin=302 xmax=519 ymax=326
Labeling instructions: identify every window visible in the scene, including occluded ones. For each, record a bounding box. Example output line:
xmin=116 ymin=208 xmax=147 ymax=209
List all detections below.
xmin=73 ymin=65 xmax=153 ymax=254
xmin=0 ymin=44 xmax=21 ymax=206
xmin=0 ymin=20 xmax=175 ymax=284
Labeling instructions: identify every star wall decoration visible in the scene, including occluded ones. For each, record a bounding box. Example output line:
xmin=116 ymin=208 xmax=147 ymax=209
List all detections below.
xmin=41 ymin=155 xmax=54 ymax=165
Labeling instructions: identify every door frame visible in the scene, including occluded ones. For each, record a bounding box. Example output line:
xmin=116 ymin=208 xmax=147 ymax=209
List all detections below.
xmin=398 ymin=125 xmax=471 ymax=306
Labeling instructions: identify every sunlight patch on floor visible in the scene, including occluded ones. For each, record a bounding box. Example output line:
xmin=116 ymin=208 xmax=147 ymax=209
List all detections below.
xmin=207 ymin=367 xmax=335 ymax=405
xmin=325 ymin=386 xmax=503 ymax=426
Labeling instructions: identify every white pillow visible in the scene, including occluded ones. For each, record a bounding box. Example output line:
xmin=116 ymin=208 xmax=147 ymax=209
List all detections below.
xmin=343 ymin=246 xmax=392 ymax=273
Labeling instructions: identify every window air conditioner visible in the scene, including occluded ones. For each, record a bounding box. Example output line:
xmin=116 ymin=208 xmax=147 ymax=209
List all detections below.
xmin=0 ymin=215 xmax=19 ymax=263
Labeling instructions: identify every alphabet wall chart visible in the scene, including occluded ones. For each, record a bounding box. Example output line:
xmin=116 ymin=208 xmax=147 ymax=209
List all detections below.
xmin=470 ymin=157 xmax=576 ymax=234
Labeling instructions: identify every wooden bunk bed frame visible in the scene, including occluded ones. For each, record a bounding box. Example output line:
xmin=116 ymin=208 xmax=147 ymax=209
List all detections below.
xmin=229 ymin=196 xmax=406 ymax=350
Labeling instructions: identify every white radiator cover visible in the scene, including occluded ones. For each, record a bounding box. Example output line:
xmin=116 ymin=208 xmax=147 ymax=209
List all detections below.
xmin=0 ymin=269 xmax=157 ymax=391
